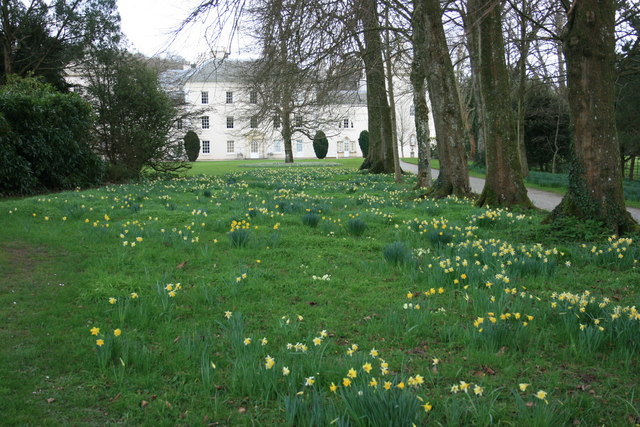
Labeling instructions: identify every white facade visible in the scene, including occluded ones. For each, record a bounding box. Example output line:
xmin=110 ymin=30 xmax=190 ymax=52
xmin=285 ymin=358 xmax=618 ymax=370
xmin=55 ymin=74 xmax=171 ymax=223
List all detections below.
xmin=165 ymin=59 xmax=433 ymax=161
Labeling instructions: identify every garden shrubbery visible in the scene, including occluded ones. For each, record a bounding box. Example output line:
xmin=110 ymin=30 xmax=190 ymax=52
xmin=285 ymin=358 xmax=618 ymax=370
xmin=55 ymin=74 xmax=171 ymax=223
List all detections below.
xmin=0 ymin=77 xmax=104 ymax=195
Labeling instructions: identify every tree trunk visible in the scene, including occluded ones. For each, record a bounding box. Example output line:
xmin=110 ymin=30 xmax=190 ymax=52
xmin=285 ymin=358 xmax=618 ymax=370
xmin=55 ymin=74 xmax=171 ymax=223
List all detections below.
xmin=515 ymin=0 xmax=530 ymax=178
xmin=468 ymin=0 xmax=532 ymax=208
xmin=629 ymin=156 xmax=635 ymax=181
xmin=410 ymin=0 xmax=432 ymax=189
xmin=281 ymin=109 xmax=294 ymax=163
xmin=462 ymin=8 xmax=486 ymax=165
xmin=419 ymin=0 xmax=471 ymax=198
xmin=384 ymin=7 xmax=402 ymax=183
xmin=550 ymin=0 xmax=636 ymax=233
xmin=358 ymin=0 xmax=394 ymax=174
xmin=1 ymin=0 xmax=14 ymax=79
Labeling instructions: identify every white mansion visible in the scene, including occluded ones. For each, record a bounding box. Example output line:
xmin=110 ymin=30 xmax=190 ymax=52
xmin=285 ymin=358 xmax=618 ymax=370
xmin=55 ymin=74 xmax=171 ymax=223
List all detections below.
xmin=163 ymin=58 xmax=431 ymax=161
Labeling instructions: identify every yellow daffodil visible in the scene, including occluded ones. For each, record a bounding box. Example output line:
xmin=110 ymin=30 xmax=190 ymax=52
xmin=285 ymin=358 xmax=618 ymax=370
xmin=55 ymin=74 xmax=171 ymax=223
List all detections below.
xmin=90 ymin=327 xmax=100 ymax=336
xmin=113 ymin=329 xmax=121 ymax=337
xmin=342 ymin=378 xmax=351 ymax=387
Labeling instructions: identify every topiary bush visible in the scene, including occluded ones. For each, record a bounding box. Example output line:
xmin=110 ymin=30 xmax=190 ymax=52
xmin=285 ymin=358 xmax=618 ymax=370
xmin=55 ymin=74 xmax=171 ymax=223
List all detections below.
xmin=184 ymin=130 xmax=200 ymax=162
xmin=312 ymin=130 xmax=328 ymax=159
xmin=0 ymin=77 xmax=104 ymax=196
xmin=358 ymin=130 xmax=369 ymax=158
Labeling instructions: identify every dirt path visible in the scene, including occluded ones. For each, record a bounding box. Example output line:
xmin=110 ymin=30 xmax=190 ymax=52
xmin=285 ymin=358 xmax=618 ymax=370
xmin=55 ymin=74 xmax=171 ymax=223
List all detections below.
xmin=399 ymin=160 xmax=640 ymax=222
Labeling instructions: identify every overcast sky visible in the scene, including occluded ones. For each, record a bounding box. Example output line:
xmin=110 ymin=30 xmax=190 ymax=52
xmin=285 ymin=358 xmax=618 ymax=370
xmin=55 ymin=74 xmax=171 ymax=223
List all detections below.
xmin=117 ymin=0 xmax=232 ymax=63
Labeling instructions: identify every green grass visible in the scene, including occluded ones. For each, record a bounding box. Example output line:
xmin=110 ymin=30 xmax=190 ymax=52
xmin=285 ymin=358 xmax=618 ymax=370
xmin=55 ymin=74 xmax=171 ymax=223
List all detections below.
xmin=188 ymin=158 xmax=364 ymax=176
xmin=1 ymin=164 xmax=639 ymax=425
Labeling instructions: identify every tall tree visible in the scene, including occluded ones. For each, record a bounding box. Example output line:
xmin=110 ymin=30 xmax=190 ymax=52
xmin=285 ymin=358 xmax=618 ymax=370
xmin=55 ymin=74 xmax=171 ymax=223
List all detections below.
xmin=467 ymin=0 xmax=532 ymax=208
xmin=550 ymin=0 xmax=636 ymax=232
xmin=85 ymin=50 xmax=187 ymax=180
xmin=416 ymin=0 xmax=471 ymax=198
xmin=0 ymin=0 xmax=120 ymax=89
xmin=358 ymin=0 xmax=395 ymax=173
xmin=409 ymin=0 xmax=432 ymax=188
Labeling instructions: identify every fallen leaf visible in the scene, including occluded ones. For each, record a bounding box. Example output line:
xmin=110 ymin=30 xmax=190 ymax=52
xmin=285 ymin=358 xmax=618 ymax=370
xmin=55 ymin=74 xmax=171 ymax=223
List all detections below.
xmin=173 ymin=336 xmax=181 ymax=344
xmin=165 ymin=401 xmax=172 ymax=409
xmin=46 ymin=398 xmax=55 ymax=404
xmin=109 ymin=392 xmax=122 ymax=402
xmin=176 ymin=261 xmax=188 ymax=269
xmin=141 ymin=400 xmax=149 ymax=408
xmin=525 ymin=402 xmax=534 ymax=408
xmin=238 ymin=407 xmax=247 ymax=414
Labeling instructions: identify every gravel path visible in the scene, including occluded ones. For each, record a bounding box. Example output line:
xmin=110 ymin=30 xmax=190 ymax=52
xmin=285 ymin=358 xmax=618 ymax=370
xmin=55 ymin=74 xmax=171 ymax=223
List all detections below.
xmin=399 ymin=160 xmax=640 ymax=222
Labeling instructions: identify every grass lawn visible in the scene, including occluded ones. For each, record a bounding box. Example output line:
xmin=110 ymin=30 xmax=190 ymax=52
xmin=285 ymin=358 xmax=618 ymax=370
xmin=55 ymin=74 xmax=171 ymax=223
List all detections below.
xmin=1 ymin=163 xmax=639 ymax=425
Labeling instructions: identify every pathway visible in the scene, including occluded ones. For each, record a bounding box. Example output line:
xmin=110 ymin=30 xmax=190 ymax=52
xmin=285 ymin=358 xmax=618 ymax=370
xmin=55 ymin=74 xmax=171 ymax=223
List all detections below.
xmin=399 ymin=160 xmax=640 ymax=222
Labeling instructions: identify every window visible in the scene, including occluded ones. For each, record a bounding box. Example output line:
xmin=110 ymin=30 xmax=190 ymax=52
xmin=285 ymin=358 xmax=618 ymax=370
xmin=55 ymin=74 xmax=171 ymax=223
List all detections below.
xmin=410 ymin=105 xmax=415 ymax=116
xmin=176 ymin=119 xmax=183 ymax=130
xmin=296 ymin=140 xmax=303 ymax=153
xmin=226 ymin=91 xmax=233 ymax=104
xmin=201 ymin=116 xmax=209 ymax=129
xmin=295 ymin=114 xmax=303 ymax=128
xmin=251 ymin=140 xmax=259 ymax=153
xmin=201 ymin=91 xmax=209 ymax=104
xmin=227 ymin=117 xmax=234 ymax=129
xmin=250 ymin=91 xmax=258 ymax=104
xmin=337 ymin=141 xmax=343 ymax=152
xmin=351 ymin=120 xmax=354 ymax=128
xmin=273 ymin=115 xmax=281 ymax=129
xmin=227 ymin=140 xmax=235 ymax=153
xmin=273 ymin=140 xmax=282 ymax=153
xmin=250 ymin=116 xmax=258 ymax=129
xmin=202 ymin=140 xmax=210 ymax=154
xmin=343 ymin=119 xmax=350 ymax=128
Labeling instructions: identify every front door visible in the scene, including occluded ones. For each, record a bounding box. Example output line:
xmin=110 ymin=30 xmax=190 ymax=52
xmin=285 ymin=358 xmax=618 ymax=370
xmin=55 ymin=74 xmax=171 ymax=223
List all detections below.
xmin=343 ymin=140 xmax=350 ymax=157
xmin=250 ymin=140 xmax=259 ymax=159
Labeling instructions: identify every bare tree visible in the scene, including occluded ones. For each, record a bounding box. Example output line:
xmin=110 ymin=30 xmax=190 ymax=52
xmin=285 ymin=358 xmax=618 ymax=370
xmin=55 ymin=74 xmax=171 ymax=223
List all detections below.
xmin=550 ymin=0 xmax=636 ymax=232
xmin=413 ymin=0 xmax=471 ymax=198
xmin=467 ymin=0 xmax=532 ymax=208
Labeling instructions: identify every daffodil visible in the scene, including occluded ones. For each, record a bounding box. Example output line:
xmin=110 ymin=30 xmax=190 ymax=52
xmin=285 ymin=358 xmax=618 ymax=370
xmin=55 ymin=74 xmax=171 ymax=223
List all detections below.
xmin=422 ymin=402 xmax=433 ymax=412
xmin=330 ymin=382 xmax=338 ymax=393
xmin=113 ymin=329 xmax=121 ymax=337
xmin=362 ymin=363 xmax=372 ymax=374
xmin=243 ymin=337 xmax=252 ymax=345
xmin=342 ymin=378 xmax=351 ymax=387
xmin=90 ymin=327 xmax=100 ymax=336
xmin=96 ymin=339 xmax=104 ymax=346
xmin=282 ymin=366 xmax=290 ymax=376
xmin=347 ymin=368 xmax=357 ymax=378
xmin=304 ymin=376 xmax=315 ymax=386
xmin=518 ymin=383 xmax=530 ymax=392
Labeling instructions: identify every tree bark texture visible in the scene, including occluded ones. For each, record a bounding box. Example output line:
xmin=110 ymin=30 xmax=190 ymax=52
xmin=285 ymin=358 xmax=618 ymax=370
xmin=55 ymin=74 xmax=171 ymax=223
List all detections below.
xmin=281 ymin=108 xmax=294 ymax=163
xmin=550 ymin=0 xmax=635 ymax=232
xmin=418 ymin=0 xmax=471 ymax=198
xmin=410 ymin=0 xmax=432 ymax=188
xmin=358 ymin=0 xmax=394 ymax=174
xmin=461 ymin=8 xmax=486 ymax=165
xmin=468 ymin=0 xmax=532 ymax=208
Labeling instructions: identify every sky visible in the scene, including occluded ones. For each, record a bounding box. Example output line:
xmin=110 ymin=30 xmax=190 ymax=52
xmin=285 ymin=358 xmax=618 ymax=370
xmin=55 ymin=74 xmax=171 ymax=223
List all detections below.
xmin=117 ymin=0 xmax=243 ymax=63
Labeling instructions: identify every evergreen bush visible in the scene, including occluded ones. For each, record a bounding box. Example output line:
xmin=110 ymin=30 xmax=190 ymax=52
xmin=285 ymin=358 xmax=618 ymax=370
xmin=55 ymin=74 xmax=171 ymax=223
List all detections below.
xmin=0 ymin=77 xmax=104 ymax=196
xmin=184 ymin=130 xmax=200 ymax=162
xmin=312 ymin=130 xmax=328 ymax=159
xmin=358 ymin=130 xmax=369 ymax=157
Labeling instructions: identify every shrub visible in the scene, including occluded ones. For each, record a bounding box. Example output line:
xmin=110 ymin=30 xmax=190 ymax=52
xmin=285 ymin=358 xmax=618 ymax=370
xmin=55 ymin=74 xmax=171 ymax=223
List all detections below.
xmin=0 ymin=77 xmax=104 ymax=196
xmin=346 ymin=218 xmax=367 ymax=236
xmin=312 ymin=130 xmax=329 ymax=159
xmin=358 ymin=130 xmax=369 ymax=157
xmin=184 ymin=130 xmax=200 ymax=162
xmin=302 ymin=212 xmax=321 ymax=228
